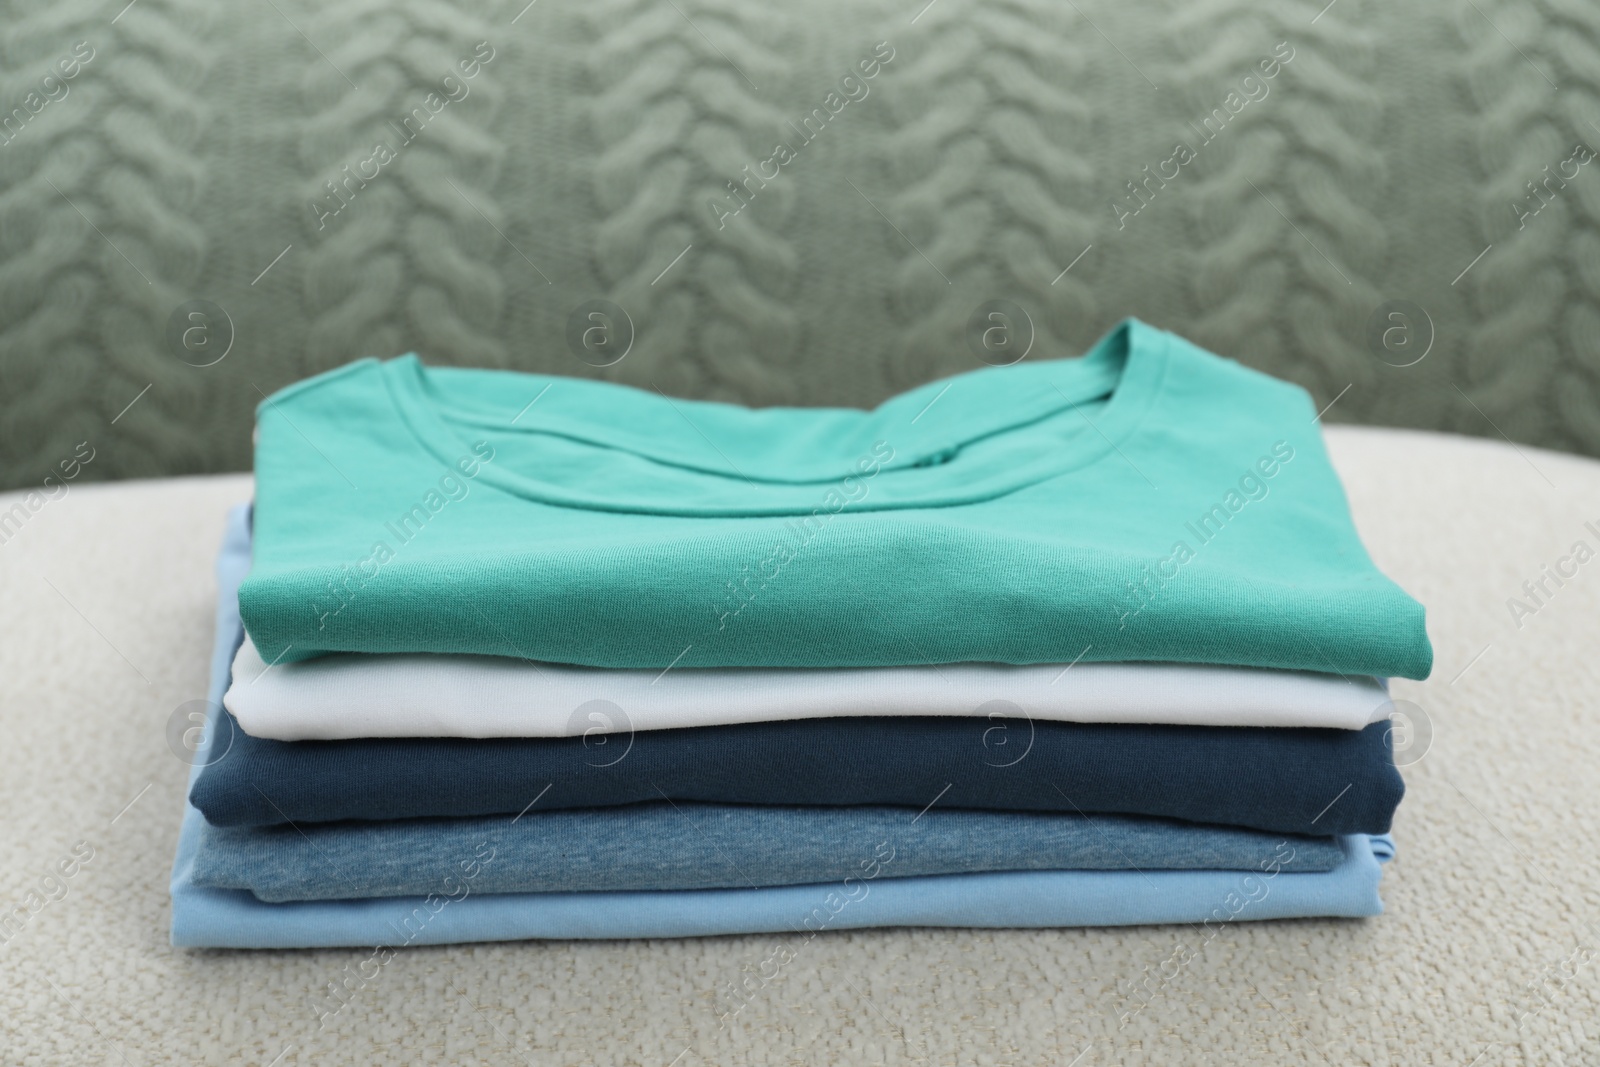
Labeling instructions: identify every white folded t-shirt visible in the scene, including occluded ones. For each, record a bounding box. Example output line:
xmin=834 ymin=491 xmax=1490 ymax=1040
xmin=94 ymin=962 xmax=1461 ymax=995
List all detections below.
xmin=224 ymin=635 xmax=1392 ymax=740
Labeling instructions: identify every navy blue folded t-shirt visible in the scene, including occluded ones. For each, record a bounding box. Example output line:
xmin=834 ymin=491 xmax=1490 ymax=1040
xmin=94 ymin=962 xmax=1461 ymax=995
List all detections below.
xmin=191 ymin=713 xmax=1401 ymax=836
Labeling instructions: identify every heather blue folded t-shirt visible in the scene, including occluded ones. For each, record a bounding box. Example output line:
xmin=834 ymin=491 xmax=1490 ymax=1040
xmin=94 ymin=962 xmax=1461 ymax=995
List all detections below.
xmin=191 ymin=712 xmax=1401 ymax=836
xmin=192 ymin=802 xmax=1344 ymax=902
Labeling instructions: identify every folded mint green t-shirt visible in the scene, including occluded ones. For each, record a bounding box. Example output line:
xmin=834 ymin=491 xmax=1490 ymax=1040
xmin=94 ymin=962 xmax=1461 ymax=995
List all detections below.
xmin=238 ymin=319 xmax=1432 ymax=678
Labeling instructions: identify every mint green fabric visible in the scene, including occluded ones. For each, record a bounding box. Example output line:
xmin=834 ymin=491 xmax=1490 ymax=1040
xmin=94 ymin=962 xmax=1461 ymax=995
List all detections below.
xmin=239 ymin=319 xmax=1432 ymax=677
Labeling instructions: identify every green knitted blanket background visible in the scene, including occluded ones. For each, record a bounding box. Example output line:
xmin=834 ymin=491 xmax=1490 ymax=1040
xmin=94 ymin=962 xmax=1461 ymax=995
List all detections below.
xmin=1 ymin=0 xmax=1595 ymax=491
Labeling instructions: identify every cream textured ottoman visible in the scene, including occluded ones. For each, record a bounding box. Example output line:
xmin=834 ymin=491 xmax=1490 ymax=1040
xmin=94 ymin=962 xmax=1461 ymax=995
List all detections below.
xmin=1 ymin=425 xmax=1595 ymax=1065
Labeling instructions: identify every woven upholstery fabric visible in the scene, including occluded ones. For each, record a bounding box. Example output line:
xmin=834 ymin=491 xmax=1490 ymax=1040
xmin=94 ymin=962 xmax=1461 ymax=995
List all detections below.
xmin=3 ymin=0 xmax=1600 ymax=493
xmin=1 ymin=425 xmax=1597 ymax=1064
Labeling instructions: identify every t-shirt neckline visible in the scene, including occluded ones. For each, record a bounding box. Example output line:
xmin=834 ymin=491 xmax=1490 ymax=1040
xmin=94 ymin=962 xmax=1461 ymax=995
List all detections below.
xmin=377 ymin=317 xmax=1171 ymax=516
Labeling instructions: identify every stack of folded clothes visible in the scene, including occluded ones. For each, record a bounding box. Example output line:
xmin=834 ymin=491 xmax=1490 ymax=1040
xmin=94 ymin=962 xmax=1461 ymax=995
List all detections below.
xmin=170 ymin=319 xmax=1431 ymax=949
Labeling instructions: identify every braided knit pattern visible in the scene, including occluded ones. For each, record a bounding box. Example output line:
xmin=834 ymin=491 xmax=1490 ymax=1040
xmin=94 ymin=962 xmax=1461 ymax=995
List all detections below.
xmin=584 ymin=0 xmax=798 ymax=400
xmin=1458 ymin=0 xmax=1600 ymax=452
xmin=0 ymin=0 xmax=214 ymax=481
xmin=879 ymin=0 xmax=1097 ymax=385
xmin=0 ymin=0 xmax=1597 ymax=488
xmin=1168 ymin=0 xmax=1387 ymax=404
xmin=297 ymin=0 xmax=508 ymax=373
